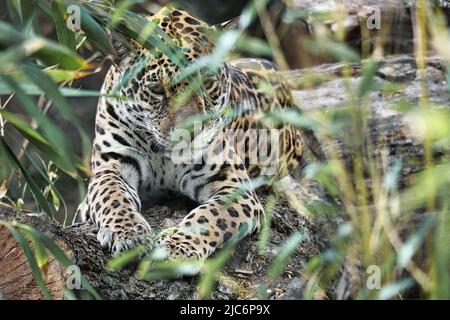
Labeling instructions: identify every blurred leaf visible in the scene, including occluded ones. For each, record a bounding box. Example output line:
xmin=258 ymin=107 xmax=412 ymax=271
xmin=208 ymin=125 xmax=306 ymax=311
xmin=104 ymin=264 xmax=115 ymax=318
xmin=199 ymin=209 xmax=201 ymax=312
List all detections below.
xmin=0 ymin=20 xmax=24 ymax=46
xmin=0 ymin=179 xmax=9 ymax=199
xmin=51 ymin=2 xmax=76 ymax=51
xmin=0 ymin=74 xmax=79 ymax=176
xmin=383 ymin=158 xmax=403 ymax=191
xmin=235 ymin=34 xmax=272 ymax=56
xmin=378 ymin=278 xmax=414 ymax=300
xmin=45 ymin=68 xmax=92 ymax=83
xmin=199 ymin=243 xmax=236 ymax=299
xmin=26 ymin=230 xmax=50 ymax=269
xmin=6 ymin=0 xmax=36 ymax=26
xmin=18 ymin=147 xmax=72 ymax=224
xmin=0 ymin=80 xmax=112 ymax=97
xmin=0 ymin=137 xmax=53 ymax=216
xmin=22 ymin=63 xmax=91 ymax=157
xmin=263 ymin=109 xmax=322 ymax=131
xmin=50 ymin=189 xmax=61 ymax=211
xmin=0 ymin=43 xmax=29 ymax=69
xmin=434 ymin=207 xmax=450 ymax=299
xmin=257 ymin=282 xmax=269 ymax=299
xmin=107 ymin=245 xmax=147 ymax=271
xmin=139 ymin=258 xmax=203 ymax=282
xmin=109 ymin=0 xmax=143 ymax=28
xmin=0 ymin=221 xmax=52 ymax=299
xmin=397 ymin=214 xmax=436 ymax=268
xmin=448 ymin=65 xmax=450 ymax=93
xmin=30 ymin=37 xmax=89 ymax=70
xmin=406 ymin=108 xmax=450 ymax=141
xmin=304 ymin=162 xmax=340 ymax=196
xmin=307 ymin=200 xmax=340 ymax=216
xmin=0 ymin=21 xmax=88 ymax=70
xmin=79 ymin=6 xmax=114 ymax=57
xmin=0 ymin=136 xmax=15 ymax=182
xmin=400 ymin=163 xmax=450 ymax=213
xmin=306 ymin=39 xmax=360 ymax=63
xmin=268 ymin=232 xmax=303 ymax=279
xmin=0 ymin=111 xmax=62 ymax=162
xmin=258 ymin=195 xmax=275 ymax=253
xmin=109 ymin=9 xmax=187 ymax=68
xmin=356 ymin=59 xmax=380 ymax=99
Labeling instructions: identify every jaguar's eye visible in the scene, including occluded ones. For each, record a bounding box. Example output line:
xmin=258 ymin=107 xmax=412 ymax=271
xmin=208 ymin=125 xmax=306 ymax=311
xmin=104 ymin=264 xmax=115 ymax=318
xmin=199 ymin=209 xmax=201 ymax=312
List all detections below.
xmin=151 ymin=84 xmax=165 ymax=95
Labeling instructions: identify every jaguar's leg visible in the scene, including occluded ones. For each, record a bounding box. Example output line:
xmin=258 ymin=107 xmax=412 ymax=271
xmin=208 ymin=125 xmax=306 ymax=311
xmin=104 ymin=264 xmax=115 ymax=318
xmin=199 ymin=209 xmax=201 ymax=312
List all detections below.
xmin=155 ymin=159 xmax=264 ymax=260
xmin=80 ymin=162 xmax=152 ymax=255
xmin=75 ymin=193 xmax=89 ymax=223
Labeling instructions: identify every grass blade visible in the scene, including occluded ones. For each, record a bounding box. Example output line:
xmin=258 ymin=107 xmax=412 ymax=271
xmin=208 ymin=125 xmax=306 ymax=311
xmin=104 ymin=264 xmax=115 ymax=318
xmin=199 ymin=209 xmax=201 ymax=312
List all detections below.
xmin=268 ymin=232 xmax=303 ymax=280
xmin=0 ymin=221 xmax=53 ymax=299
xmin=0 ymin=137 xmax=53 ymax=216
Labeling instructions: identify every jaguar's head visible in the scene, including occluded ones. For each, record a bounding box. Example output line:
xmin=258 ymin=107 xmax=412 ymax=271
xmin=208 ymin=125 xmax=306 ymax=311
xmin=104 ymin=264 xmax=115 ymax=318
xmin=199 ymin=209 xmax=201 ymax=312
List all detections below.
xmin=107 ymin=7 xmax=236 ymax=153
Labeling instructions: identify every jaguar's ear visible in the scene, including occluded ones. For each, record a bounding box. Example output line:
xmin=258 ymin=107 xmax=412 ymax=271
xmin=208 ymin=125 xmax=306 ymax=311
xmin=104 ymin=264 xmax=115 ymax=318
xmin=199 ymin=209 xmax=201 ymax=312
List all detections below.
xmin=216 ymin=16 xmax=241 ymax=31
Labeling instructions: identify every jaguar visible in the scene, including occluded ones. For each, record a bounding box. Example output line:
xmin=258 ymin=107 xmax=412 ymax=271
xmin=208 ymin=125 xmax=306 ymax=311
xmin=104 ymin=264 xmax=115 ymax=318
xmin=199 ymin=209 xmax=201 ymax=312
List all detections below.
xmin=76 ymin=6 xmax=322 ymax=260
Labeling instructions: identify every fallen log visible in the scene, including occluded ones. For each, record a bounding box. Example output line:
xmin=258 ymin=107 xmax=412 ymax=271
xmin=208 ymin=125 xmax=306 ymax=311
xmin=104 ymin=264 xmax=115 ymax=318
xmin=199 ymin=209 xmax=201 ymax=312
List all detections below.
xmin=0 ymin=182 xmax=335 ymax=300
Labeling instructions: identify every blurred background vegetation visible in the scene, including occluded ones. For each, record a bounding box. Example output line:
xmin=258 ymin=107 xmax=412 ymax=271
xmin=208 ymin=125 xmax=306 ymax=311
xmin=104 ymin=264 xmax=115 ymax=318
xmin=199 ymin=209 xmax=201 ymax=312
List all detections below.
xmin=0 ymin=0 xmax=449 ymax=300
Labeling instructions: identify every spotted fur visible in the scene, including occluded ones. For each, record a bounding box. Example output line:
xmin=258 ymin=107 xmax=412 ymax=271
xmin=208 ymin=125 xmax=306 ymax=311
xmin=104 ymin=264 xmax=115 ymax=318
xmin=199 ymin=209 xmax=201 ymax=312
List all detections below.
xmin=76 ymin=7 xmax=317 ymax=259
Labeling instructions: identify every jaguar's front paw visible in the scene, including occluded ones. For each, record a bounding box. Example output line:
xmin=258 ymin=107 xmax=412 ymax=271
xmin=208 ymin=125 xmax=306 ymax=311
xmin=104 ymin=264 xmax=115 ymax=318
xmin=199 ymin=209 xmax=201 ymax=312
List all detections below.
xmin=155 ymin=227 xmax=206 ymax=261
xmin=97 ymin=213 xmax=153 ymax=256
xmin=151 ymin=228 xmax=205 ymax=276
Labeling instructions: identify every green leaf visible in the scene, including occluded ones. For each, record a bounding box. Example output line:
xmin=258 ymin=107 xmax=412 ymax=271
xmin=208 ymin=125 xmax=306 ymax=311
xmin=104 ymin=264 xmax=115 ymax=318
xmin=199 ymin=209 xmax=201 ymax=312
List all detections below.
xmin=0 ymin=111 xmax=62 ymax=161
xmin=434 ymin=207 xmax=450 ymax=299
xmin=0 ymin=132 xmax=15 ymax=181
xmin=258 ymin=195 xmax=275 ymax=253
xmin=79 ymin=7 xmax=114 ymax=57
xmin=51 ymin=2 xmax=76 ymax=51
xmin=378 ymin=278 xmax=415 ymax=300
xmin=263 ymin=109 xmax=322 ymax=131
xmin=111 ymin=9 xmax=187 ymax=68
xmin=235 ymin=34 xmax=272 ymax=56
xmin=109 ymin=0 xmax=142 ymax=28
xmin=0 ymin=137 xmax=53 ymax=216
xmin=0 ymin=80 xmax=110 ymax=97
xmin=31 ymin=37 xmax=89 ymax=70
xmin=356 ymin=59 xmax=381 ymax=99
xmin=107 ymin=245 xmax=147 ymax=271
xmin=22 ymin=63 xmax=91 ymax=157
xmin=6 ymin=0 xmax=36 ymax=26
xmin=0 ymin=45 xmax=28 ymax=69
xmin=198 ymin=242 xmax=236 ymax=298
xmin=0 ymin=74 xmax=78 ymax=176
xmin=138 ymin=258 xmax=203 ymax=281
xmin=306 ymin=38 xmax=360 ymax=63
xmin=383 ymin=158 xmax=403 ymax=191
xmin=0 ymin=21 xmax=88 ymax=70
xmin=397 ymin=214 xmax=436 ymax=268
xmin=45 ymin=69 xmax=92 ymax=82
xmin=24 ymin=229 xmax=50 ymax=269
xmin=268 ymin=232 xmax=303 ymax=279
